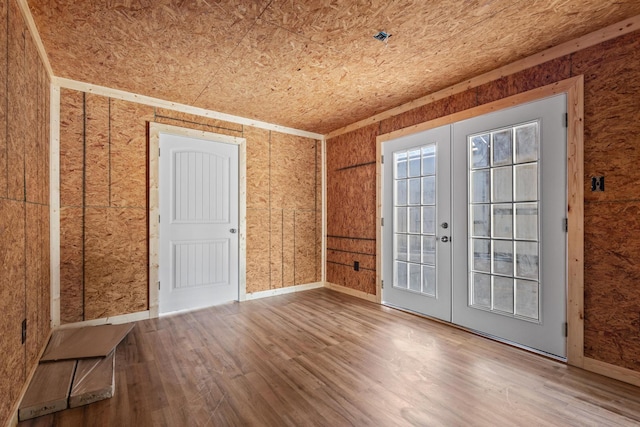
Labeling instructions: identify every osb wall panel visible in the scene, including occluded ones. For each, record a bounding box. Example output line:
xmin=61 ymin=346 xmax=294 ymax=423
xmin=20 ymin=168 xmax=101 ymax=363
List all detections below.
xmin=1 ymin=0 xmax=51 ymax=423
xmin=270 ymin=132 xmax=317 ymax=210
xmin=325 ymin=124 xmax=378 ymax=292
xmin=60 ymin=206 xmax=83 ymax=323
xmin=110 ymin=99 xmax=153 ymax=208
xmin=7 ymin=0 xmax=25 ymax=201
xmin=0 ymin=199 xmax=25 ymax=425
xmin=327 ymin=250 xmax=376 ymax=271
xmin=269 ymin=209 xmax=284 ymax=289
xmin=294 ymin=210 xmax=318 ymax=285
xmin=59 ymin=88 xmax=84 ymax=207
xmin=571 ymin=31 xmax=640 ymax=371
xmin=24 ymin=34 xmax=38 ymax=204
xmin=84 ymin=207 xmax=147 ymax=320
xmin=583 ymin=201 xmax=640 ymax=369
xmin=326 ymin=263 xmax=376 ymax=295
xmin=85 ymin=94 xmax=110 ymax=207
xmin=326 ymin=165 xmax=376 ymax=239
xmin=246 ymin=209 xmax=270 ymax=293
xmin=27 ymin=205 xmax=51 ymax=353
xmin=573 ymin=33 xmax=640 ymax=203
xmin=244 ymin=126 xmax=270 ymax=209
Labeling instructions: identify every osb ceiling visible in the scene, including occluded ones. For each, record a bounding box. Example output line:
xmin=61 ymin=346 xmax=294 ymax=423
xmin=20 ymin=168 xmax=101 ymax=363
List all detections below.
xmin=28 ymin=0 xmax=640 ymax=135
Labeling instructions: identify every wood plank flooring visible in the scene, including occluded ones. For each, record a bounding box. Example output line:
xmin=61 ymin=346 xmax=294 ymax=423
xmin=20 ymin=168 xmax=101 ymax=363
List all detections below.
xmin=19 ymin=288 xmax=640 ymax=426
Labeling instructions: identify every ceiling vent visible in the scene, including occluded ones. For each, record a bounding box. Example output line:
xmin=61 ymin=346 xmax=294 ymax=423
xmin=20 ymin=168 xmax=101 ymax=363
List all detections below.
xmin=373 ymin=31 xmax=391 ymax=43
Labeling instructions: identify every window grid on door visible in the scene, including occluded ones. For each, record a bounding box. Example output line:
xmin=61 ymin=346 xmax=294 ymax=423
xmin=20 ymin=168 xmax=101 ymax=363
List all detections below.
xmin=468 ymin=121 xmax=541 ymax=321
xmin=393 ymin=144 xmax=437 ymax=297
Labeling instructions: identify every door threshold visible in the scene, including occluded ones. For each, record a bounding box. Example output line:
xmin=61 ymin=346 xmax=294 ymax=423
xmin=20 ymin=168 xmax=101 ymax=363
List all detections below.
xmin=382 ymin=302 xmax=567 ymax=363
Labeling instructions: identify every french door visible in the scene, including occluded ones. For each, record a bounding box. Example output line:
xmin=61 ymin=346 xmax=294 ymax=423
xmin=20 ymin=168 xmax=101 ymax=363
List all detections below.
xmin=382 ymin=125 xmax=452 ymax=321
xmin=382 ymin=94 xmax=568 ymax=358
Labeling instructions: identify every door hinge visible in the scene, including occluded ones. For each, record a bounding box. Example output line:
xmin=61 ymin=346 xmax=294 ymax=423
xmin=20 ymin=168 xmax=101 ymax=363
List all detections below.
xmin=381 ymin=280 xmax=384 ymax=289
xmin=21 ymin=319 xmax=27 ymax=344
xmin=563 ymin=218 xmax=568 ymax=232
xmin=381 ymin=155 xmax=384 ymax=164
xmin=158 ymin=215 xmax=161 ymax=223
xmin=563 ymin=322 xmax=568 ymax=337
xmin=381 ymin=217 xmax=384 ymax=227
xmin=563 ymin=113 xmax=568 ymax=127
xmin=158 ymin=281 xmax=161 ymax=290
xmin=159 ymin=147 xmax=161 ymax=156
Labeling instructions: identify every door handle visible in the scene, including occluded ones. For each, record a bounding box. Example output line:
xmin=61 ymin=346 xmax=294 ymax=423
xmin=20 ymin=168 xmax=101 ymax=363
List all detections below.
xmin=439 ymin=236 xmax=449 ymax=243
xmin=230 ymin=228 xmax=237 ymax=234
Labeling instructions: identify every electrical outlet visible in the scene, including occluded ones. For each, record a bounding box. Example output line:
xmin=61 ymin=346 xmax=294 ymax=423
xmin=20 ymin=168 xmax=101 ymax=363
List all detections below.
xmin=354 ymin=261 xmax=360 ymax=271
xmin=591 ymin=176 xmax=605 ymax=192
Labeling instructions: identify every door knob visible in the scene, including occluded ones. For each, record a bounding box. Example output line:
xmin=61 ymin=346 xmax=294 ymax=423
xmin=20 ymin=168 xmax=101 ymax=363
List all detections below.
xmin=441 ymin=222 xmax=449 ymax=229
xmin=230 ymin=228 xmax=237 ymax=234
xmin=439 ymin=236 xmax=449 ymax=243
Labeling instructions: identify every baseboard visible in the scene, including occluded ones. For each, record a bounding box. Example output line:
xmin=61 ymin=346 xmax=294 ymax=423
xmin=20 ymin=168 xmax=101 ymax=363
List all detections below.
xmin=583 ymin=357 xmax=640 ymax=388
xmin=244 ymin=282 xmax=324 ymax=301
xmin=56 ymin=310 xmax=150 ymax=329
xmin=324 ymin=282 xmax=378 ymax=303
xmin=5 ymin=329 xmax=53 ymax=427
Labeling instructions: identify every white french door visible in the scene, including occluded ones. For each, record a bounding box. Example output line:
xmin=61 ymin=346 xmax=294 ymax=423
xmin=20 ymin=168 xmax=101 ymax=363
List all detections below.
xmin=159 ymin=132 xmax=239 ymax=314
xmin=382 ymin=94 xmax=568 ymax=358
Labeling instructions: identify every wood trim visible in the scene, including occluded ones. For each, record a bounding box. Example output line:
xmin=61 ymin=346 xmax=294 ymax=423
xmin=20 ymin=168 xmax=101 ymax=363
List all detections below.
xmin=15 ymin=0 xmax=53 ymax=78
xmin=375 ymin=136 xmax=383 ymax=304
xmin=566 ymin=76 xmax=585 ymax=368
xmin=375 ymin=76 xmax=585 ymax=366
xmin=56 ymin=311 xmax=150 ymax=329
xmin=321 ymin=137 xmax=327 ymax=284
xmin=244 ymin=282 xmax=324 ymax=301
xmin=583 ymin=358 xmax=640 ymax=388
xmin=148 ymin=123 xmax=247 ymax=317
xmin=49 ymin=84 xmax=61 ymax=328
xmin=53 ymin=77 xmax=323 ymax=140
xmin=327 ymin=15 xmax=640 ymax=139
xmin=324 ymin=282 xmax=378 ymax=303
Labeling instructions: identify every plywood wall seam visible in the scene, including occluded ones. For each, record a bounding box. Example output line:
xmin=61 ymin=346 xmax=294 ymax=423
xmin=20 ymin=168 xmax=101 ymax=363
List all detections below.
xmin=335 ymin=161 xmax=376 ymax=172
xmin=81 ymin=92 xmax=86 ymax=322
xmin=108 ymin=98 xmax=111 ymax=207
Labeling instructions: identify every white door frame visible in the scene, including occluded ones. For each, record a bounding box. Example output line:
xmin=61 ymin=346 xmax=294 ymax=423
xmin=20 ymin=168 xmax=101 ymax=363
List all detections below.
xmin=149 ymin=123 xmax=247 ymax=317
xmin=376 ymin=76 xmax=584 ymax=367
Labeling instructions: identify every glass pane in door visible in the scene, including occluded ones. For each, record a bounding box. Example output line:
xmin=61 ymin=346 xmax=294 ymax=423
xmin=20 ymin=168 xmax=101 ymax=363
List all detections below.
xmin=393 ymin=144 xmax=437 ymax=297
xmin=468 ymin=121 xmax=541 ymax=322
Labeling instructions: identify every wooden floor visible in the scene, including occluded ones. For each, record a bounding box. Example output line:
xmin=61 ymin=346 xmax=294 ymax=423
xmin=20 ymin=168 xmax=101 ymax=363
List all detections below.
xmin=20 ymin=288 xmax=640 ymax=426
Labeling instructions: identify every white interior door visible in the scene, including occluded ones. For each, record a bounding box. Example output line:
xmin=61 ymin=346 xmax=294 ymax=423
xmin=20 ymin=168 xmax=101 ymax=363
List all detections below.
xmin=159 ymin=132 xmax=239 ymax=314
xmin=382 ymin=124 xmax=452 ymax=321
xmin=451 ymin=94 xmax=567 ymax=358
xmin=382 ymin=94 xmax=567 ymax=358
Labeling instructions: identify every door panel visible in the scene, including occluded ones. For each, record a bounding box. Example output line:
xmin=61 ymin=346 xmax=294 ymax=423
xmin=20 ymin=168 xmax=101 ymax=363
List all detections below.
xmin=452 ymin=94 xmax=567 ymax=358
xmin=382 ymin=94 xmax=567 ymax=358
xmin=159 ymin=133 xmax=239 ymax=314
xmin=382 ymin=125 xmax=452 ymax=321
